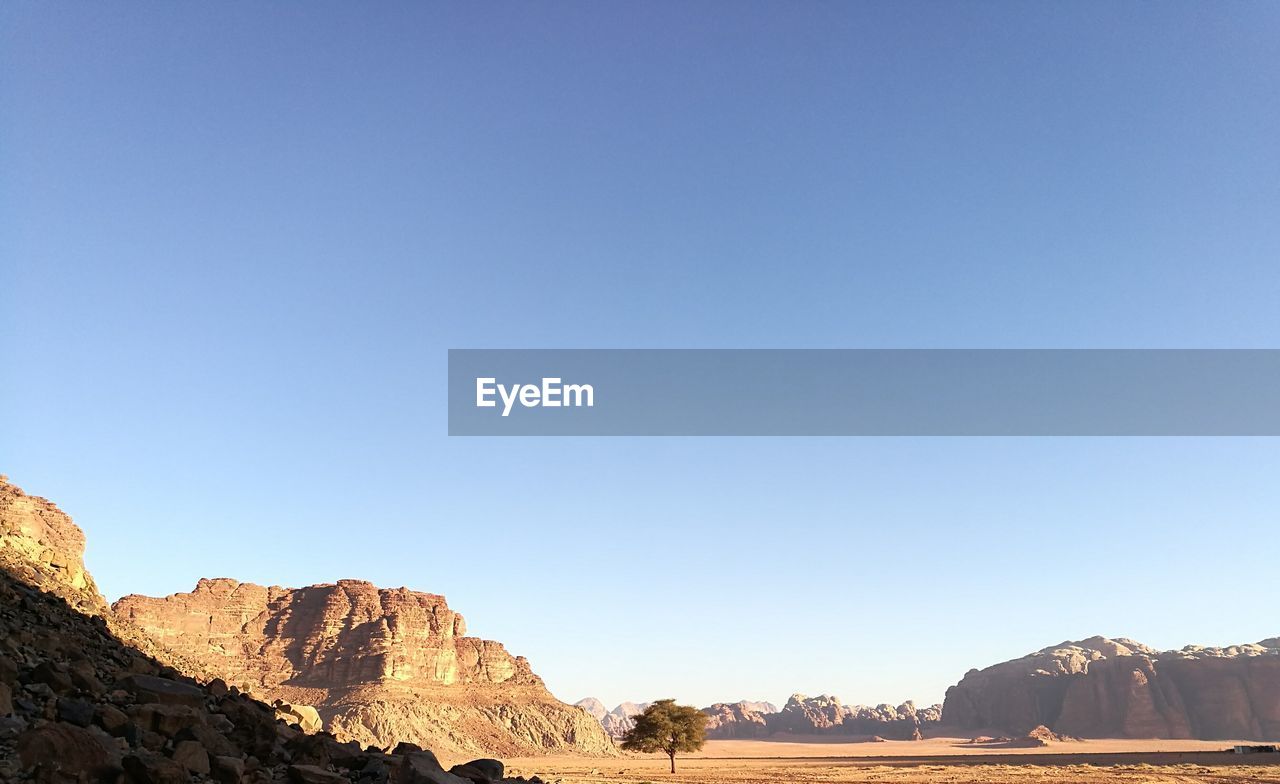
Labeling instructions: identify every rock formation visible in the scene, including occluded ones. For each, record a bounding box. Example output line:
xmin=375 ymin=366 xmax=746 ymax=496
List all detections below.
xmin=766 ymin=695 xmax=941 ymax=739
xmin=0 ymin=476 xmax=614 ymax=758
xmin=584 ymin=694 xmax=940 ymax=741
xmin=0 ymin=563 xmax=539 ymax=784
xmin=942 ymin=636 xmax=1280 ymax=740
xmin=0 ymin=475 xmax=106 ymax=615
xmin=736 ymin=700 xmax=778 ymax=715
xmin=701 ymin=702 xmax=771 ymax=739
xmin=113 ymin=578 xmax=616 ymax=756
xmin=598 ymin=702 xmax=647 ymax=738
xmin=572 ymin=698 xmax=607 ymax=723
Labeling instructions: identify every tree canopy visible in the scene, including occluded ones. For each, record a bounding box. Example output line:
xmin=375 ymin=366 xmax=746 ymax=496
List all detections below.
xmin=620 ymin=699 xmax=708 ymax=773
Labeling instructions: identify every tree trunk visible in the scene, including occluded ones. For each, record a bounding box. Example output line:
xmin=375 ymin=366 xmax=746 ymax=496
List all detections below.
xmin=669 ymin=751 xmax=675 ymax=773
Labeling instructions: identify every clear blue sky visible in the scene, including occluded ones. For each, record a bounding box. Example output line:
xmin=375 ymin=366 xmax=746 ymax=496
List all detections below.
xmin=2 ymin=2 xmax=1278 ymax=710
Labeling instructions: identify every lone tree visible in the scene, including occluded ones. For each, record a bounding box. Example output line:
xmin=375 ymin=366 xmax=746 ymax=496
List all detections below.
xmin=620 ymin=699 xmax=708 ymax=773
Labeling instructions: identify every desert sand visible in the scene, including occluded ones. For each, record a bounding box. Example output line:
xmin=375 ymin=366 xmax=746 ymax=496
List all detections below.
xmin=501 ymin=738 xmax=1280 ymax=784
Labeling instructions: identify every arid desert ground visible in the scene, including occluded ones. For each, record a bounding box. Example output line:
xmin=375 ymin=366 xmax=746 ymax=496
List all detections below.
xmin=503 ymin=739 xmax=1280 ymax=784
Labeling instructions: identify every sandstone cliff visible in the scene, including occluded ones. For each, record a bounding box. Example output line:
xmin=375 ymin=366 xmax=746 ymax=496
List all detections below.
xmin=767 ymin=694 xmax=941 ymax=739
xmin=113 ymin=578 xmax=616 ymax=756
xmin=702 ymin=702 xmax=771 ymax=739
xmin=0 ymin=475 xmax=106 ymax=615
xmin=0 ymin=566 xmax=535 ymax=784
xmin=942 ymin=636 xmax=1280 ymax=740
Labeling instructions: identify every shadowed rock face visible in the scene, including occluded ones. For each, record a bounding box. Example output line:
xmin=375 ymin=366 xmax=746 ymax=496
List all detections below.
xmin=113 ymin=579 xmax=616 ymax=756
xmin=942 ymin=636 xmax=1280 ymax=740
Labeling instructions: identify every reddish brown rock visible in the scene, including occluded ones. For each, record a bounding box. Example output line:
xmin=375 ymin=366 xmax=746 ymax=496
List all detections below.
xmin=942 ymin=635 xmax=1280 ymax=740
xmin=113 ymin=578 xmax=616 ymax=756
xmin=16 ymin=721 xmax=122 ymax=781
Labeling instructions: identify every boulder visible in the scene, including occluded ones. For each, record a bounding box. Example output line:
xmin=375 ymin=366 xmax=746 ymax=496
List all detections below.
xmin=450 ymin=758 xmax=504 ymax=782
xmin=288 ymin=764 xmax=348 ymax=784
xmin=123 ymin=751 xmax=189 ymax=784
xmin=17 ymin=721 xmax=121 ymax=781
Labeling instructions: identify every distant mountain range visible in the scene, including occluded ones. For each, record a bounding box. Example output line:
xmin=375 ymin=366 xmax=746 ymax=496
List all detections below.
xmin=575 ymin=699 xmax=780 ymax=738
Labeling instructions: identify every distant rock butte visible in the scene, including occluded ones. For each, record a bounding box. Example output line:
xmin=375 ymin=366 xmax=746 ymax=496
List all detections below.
xmin=112 ymin=578 xmax=616 ymax=756
xmin=942 ymin=635 xmax=1280 ymax=740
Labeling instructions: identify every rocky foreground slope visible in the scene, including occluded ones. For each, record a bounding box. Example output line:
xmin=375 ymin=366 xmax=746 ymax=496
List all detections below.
xmin=112 ymin=580 xmax=614 ymax=757
xmin=943 ymin=636 xmax=1280 ymax=740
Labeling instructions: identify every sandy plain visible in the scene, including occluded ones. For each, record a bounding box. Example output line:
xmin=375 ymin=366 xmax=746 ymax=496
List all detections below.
xmin=502 ymin=738 xmax=1280 ymax=784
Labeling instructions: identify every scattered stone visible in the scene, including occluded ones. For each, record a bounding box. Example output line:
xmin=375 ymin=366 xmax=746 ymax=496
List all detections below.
xmin=96 ymin=702 xmax=129 ymax=734
xmin=56 ymin=696 xmax=96 ymax=727
xmin=17 ymin=721 xmax=122 ymax=781
xmin=172 ymin=738 xmax=212 ymax=774
xmin=123 ymin=750 xmax=189 ymax=784
xmin=450 ymin=758 xmax=504 ymax=783
xmin=119 ymin=673 xmax=206 ymax=707
xmin=289 ymin=763 xmax=349 ymax=784
xmin=212 ymin=754 xmax=246 ymax=784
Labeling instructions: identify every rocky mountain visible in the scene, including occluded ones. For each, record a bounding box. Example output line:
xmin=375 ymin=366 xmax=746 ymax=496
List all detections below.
xmin=113 ymin=578 xmax=616 ymax=757
xmin=583 ymin=694 xmax=938 ymax=741
xmin=942 ymin=635 xmax=1280 ymax=740
xmin=0 ymin=557 xmax=540 ymax=784
xmin=572 ymin=698 xmax=607 ymax=723
xmin=0 ymin=475 xmax=106 ymax=616
xmin=742 ymin=695 xmax=941 ymax=740
xmin=0 ymin=476 xmax=541 ymax=784
xmin=701 ymin=702 xmax=771 ymax=739
xmin=0 ymin=475 xmax=614 ymax=759
xmin=598 ymin=702 xmax=647 ymax=739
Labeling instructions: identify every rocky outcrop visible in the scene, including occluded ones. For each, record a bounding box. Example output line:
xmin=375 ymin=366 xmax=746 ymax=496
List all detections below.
xmin=586 ymin=695 xmax=940 ymax=741
xmin=768 ymin=695 xmax=940 ymax=739
xmin=737 ymin=700 xmax=778 ymax=715
xmin=573 ymin=698 xmax=607 ymax=723
xmin=0 ymin=565 xmax=543 ymax=784
xmin=598 ymin=702 xmax=647 ymax=738
xmin=0 ymin=476 xmax=106 ymax=615
xmin=113 ymin=579 xmax=616 ymax=756
xmin=702 ymin=702 xmax=770 ymax=739
xmin=942 ymin=636 xmax=1280 ymax=740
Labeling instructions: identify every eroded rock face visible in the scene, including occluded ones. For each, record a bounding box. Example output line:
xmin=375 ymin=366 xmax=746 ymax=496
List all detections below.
xmin=113 ymin=579 xmax=616 ymax=756
xmin=0 ymin=567 xmax=548 ymax=784
xmin=765 ymin=695 xmax=941 ymax=740
xmin=588 ymin=695 xmax=940 ymax=741
xmin=702 ymin=702 xmax=771 ymax=739
xmin=0 ymin=476 xmax=106 ymax=615
xmin=942 ymin=636 xmax=1280 ymax=740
